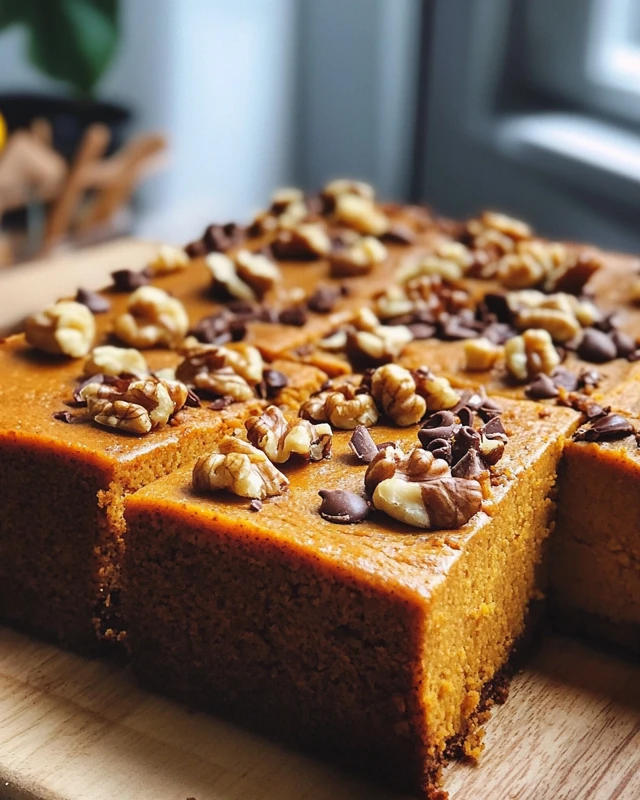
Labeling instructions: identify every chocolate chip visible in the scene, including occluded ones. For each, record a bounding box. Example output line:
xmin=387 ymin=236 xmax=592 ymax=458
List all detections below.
xmin=349 ymin=425 xmax=379 ymax=463
xmin=53 ymin=410 xmax=84 ymax=424
xmin=451 ymin=425 xmax=481 ymax=465
xmin=483 ymin=322 xmax=516 ymax=345
xmin=376 ymin=441 xmax=397 ymax=451
xmin=481 ymin=416 xmax=506 ymax=437
xmin=424 ymin=437 xmax=452 ymax=463
xmin=453 ymin=390 xmax=486 ymax=413
xmin=203 ymin=222 xmax=239 ymax=253
xmin=209 ymin=396 xmax=235 ymax=410
xmin=249 ymin=499 xmax=263 ymax=512
xmin=525 ymin=373 xmax=559 ymax=400
xmin=451 ymin=449 xmax=485 ymax=480
xmin=574 ymin=412 xmax=634 ymax=442
xmin=318 ymin=489 xmax=370 ymax=524
xmin=551 ymin=367 xmax=579 ymax=392
xmin=612 ymin=330 xmax=636 ymax=359
xmin=110 ymin=268 xmax=150 ymax=292
xmin=482 ymin=293 xmax=511 ymax=323
xmin=418 ymin=411 xmax=457 ymax=447
xmin=307 ymin=286 xmax=340 ymax=314
xmin=577 ymin=368 xmax=600 ymax=391
xmin=190 ymin=311 xmax=233 ymax=345
xmin=577 ymin=328 xmax=617 ymax=363
xmin=441 ymin=313 xmax=483 ymax=340
xmin=279 ymin=305 xmax=308 ymax=327
xmin=184 ymin=239 xmax=207 ymax=259
xmin=185 ymin=389 xmax=201 ymax=408
xmin=75 ymin=287 xmax=111 ymax=313
xmin=455 ymin=406 xmax=474 ymax=427
xmin=70 ymin=373 xmax=114 ymax=406
xmin=263 ymin=369 xmax=289 ymax=398
xmin=477 ymin=397 xmax=502 ymax=421
xmin=380 ymin=224 xmax=415 ymax=245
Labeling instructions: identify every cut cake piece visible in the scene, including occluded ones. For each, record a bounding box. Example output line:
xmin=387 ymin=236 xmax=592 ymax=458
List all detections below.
xmin=551 ymin=407 xmax=640 ymax=655
xmin=0 ymin=333 xmax=324 ymax=650
xmin=123 ymin=398 xmax=578 ymax=798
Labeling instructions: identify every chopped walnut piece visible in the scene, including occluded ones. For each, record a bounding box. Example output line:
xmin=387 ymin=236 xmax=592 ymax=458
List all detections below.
xmin=346 ymin=325 xmax=413 ymax=365
xmin=412 ymin=367 xmax=460 ymax=410
xmin=234 ymin=250 xmax=281 ymax=296
xmin=176 ymin=343 xmax=262 ymax=401
xmin=300 ymin=379 xmax=379 ymax=430
xmin=83 ymin=375 xmax=188 ymax=435
xmin=246 ymin=405 xmax=332 ymax=463
xmin=192 ymin=438 xmax=289 ymax=499
xmin=334 ymin=194 xmax=389 ymax=236
xmin=147 ymin=244 xmax=189 ymax=275
xmin=505 ymin=328 xmax=560 ymax=381
xmin=323 ymin=178 xmax=375 ymax=202
xmin=396 ymin=242 xmax=474 ymax=283
xmin=464 ymin=337 xmax=502 ymax=371
xmin=329 ymin=236 xmax=388 ymax=277
xmin=83 ymin=345 xmax=148 ymax=377
xmin=114 ymin=286 xmax=189 ymax=349
xmin=206 ymin=250 xmax=281 ymax=301
xmin=507 ymin=289 xmax=601 ymax=341
xmin=272 ymin=223 xmax=331 ymax=259
xmin=365 ymin=445 xmax=482 ymax=529
xmin=371 ymin=364 xmax=427 ymax=426
xmin=26 ymin=300 xmax=95 ymax=358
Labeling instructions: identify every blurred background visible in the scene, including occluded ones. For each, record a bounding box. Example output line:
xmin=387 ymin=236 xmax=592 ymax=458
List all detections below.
xmin=1 ymin=0 xmax=640 ymax=264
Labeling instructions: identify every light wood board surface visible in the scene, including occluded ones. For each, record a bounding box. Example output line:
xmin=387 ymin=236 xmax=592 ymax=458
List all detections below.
xmin=0 ymin=626 xmax=638 ymax=800
xmin=0 ymin=239 xmax=159 ymax=336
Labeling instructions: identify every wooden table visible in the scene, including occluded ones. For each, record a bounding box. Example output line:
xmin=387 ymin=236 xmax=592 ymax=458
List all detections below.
xmin=0 ymin=625 xmax=638 ymax=800
xmin=0 ymin=239 xmax=159 ymax=337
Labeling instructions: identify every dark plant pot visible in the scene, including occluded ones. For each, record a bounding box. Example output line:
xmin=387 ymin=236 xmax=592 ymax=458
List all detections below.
xmin=0 ymin=92 xmax=132 ymax=162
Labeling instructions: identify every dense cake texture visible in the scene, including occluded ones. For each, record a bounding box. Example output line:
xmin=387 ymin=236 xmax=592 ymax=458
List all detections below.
xmin=0 ymin=331 xmax=325 ymax=649
xmin=123 ymin=400 xmax=578 ymax=798
xmin=4 ymin=177 xmax=640 ymax=797
xmin=552 ymin=412 xmax=640 ymax=654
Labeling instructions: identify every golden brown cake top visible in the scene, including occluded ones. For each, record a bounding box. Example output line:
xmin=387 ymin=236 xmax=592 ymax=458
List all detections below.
xmin=127 ymin=398 xmax=578 ymax=600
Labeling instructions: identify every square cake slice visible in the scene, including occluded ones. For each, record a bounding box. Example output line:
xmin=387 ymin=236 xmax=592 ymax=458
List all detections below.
xmin=0 ymin=334 xmax=324 ymax=650
xmin=123 ymin=399 xmax=578 ymax=798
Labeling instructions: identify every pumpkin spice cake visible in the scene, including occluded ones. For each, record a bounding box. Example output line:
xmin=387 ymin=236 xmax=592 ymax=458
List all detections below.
xmin=0 ymin=331 xmax=323 ymax=649
xmin=122 ymin=369 xmax=579 ymax=799
xmin=2 ymin=178 xmax=640 ymax=797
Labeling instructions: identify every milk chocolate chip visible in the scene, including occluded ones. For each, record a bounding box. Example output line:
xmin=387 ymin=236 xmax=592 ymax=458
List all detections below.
xmin=318 ymin=489 xmax=370 ymax=523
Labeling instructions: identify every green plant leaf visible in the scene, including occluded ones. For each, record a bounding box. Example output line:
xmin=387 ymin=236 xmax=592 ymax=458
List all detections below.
xmin=1 ymin=0 xmax=120 ymax=95
xmin=0 ymin=0 xmax=34 ymax=30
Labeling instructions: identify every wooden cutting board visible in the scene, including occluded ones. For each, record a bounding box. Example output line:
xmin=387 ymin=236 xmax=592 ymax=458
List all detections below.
xmin=0 ymin=626 xmax=638 ymax=800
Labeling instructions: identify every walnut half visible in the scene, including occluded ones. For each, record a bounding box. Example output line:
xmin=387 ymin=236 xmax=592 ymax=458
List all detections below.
xmin=193 ymin=438 xmax=289 ymax=499
xmin=365 ymin=445 xmax=483 ymax=530
xmin=245 ymin=405 xmax=332 ymax=463
xmin=26 ymin=300 xmax=95 ymax=358
xmin=299 ymin=378 xmax=379 ymax=430
xmin=114 ymin=286 xmax=189 ymax=349
xmin=81 ymin=375 xmax=189 ymax=435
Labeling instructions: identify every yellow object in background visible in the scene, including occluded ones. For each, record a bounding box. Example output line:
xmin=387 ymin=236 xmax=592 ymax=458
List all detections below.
xmin=0 ymin=113 xmax=6 ymax=150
